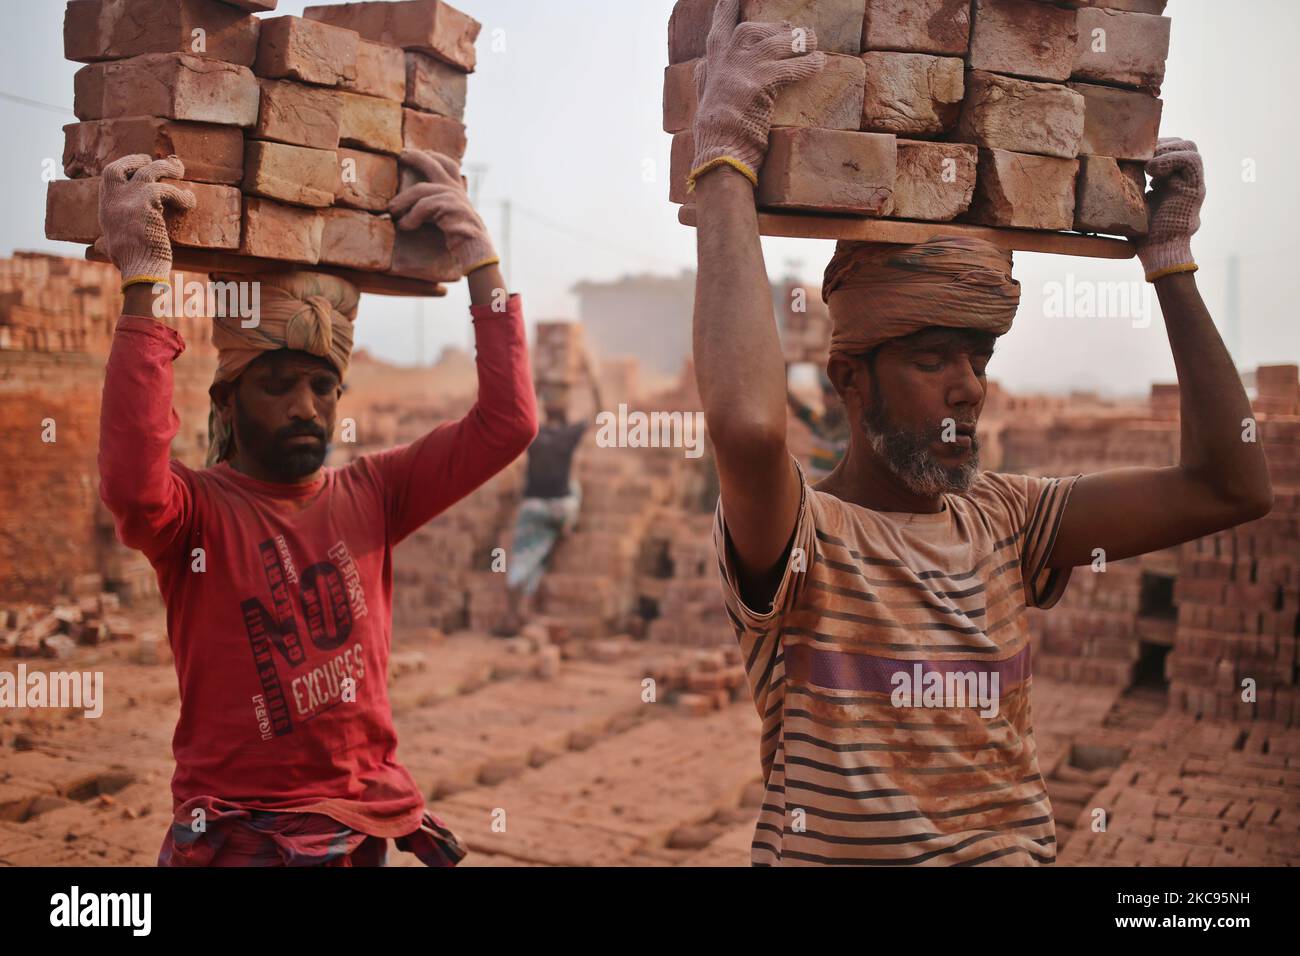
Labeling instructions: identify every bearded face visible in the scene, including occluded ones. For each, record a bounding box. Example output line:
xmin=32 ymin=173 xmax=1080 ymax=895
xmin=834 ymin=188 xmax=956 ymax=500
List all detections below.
xmin=853 ymin=329 xmax=991 ymax=498
xmin=860 ymin=387 xmax=981 ymax=497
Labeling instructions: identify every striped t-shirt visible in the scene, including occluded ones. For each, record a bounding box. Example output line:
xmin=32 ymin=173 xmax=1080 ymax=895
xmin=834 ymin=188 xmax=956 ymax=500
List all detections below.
xmin=712 ymin=454 xmax=1081 ymax=866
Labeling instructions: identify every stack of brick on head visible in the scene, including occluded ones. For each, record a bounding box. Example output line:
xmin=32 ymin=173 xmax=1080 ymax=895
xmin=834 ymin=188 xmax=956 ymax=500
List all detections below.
xmin=688 ymin=0 xmax=1272 ymax=867
xmin=93 ymin=152 xmax=538 ymax=868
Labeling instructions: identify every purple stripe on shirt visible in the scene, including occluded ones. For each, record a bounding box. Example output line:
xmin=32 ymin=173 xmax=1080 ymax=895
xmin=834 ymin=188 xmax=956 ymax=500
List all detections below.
xmin=785 ymin=641 xmax=1031 ymax=696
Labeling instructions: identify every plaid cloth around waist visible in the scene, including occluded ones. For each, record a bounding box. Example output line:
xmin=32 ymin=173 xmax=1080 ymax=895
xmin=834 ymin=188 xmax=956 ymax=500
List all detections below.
xmin=158 ymin=797 xmax=467 ymax=868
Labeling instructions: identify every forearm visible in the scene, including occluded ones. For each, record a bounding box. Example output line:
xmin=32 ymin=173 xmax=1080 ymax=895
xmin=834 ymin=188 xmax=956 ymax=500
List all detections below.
xmin=1158 ymin=272 xmax=1272 ymax=506
xmin=466 ymin=263 xmax=506 ymax=310
xmin=692 ymin=170 xmax=787 ymax=443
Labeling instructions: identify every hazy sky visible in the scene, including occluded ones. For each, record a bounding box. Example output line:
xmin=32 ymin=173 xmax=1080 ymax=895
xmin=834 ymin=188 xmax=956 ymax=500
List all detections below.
xmin=1 ymin=0 xmax=1296 ymax=395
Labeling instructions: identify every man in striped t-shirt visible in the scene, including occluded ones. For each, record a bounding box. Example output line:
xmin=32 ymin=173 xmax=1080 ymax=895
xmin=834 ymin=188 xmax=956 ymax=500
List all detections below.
xmin=686 ymin=1 xmax=1273 ymax=865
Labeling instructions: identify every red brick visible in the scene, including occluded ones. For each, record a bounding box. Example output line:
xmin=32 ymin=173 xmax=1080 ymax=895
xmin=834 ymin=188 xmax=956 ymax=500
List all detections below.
xmin=1074 ymin=0 xmax=1166 ymax=12
xmin=239 ymin=197 xmax=322 ymax=262
xmin=668 ymin=0 xmax=717 ymax=65
xmin=891 ymin=139 xmax=976 ymax=221
xmin=319 ymin=208 xmax=395 ymax=270
xmin=44 ymin=178 xmax=103 ymax=245
xmin=1074 ymin=154 xmax=1147 ymax=238
xmin=304 ymin=1 xmax=480 ymax=73
xmin=388 ymin=224 xmax=460 ymax=281
xmin=663 ymin=61 xmax=698 ymax=134
xmin=242 ymin=140 xmax=337 ymax=207
xmin=772 ymin=53 xmax=865 ymax=130
xmin=338 ymin=91 xmax=403 ymax=155
xmin=1068 ymin=81 xmax=1161 ymax=161
xmin=757 ymin=128 xmax=896 ymax=215
xmin=968 ymin=0 xmax=1078 ymax=82
xmin=63 ymin=0 xmax=260 ymax=66
xmin=665 ymin=54 xmax=864 ymax=134
xmin=62 ymin=118 xmax=244 ymax=186
xmin=253 ymin=78 xmax=341 ymax=149
xmin=335 ymin=147 xmax=398 ymax=211
xmin=405 ymin=51 xmax=467 ymax=120
xmin=740 ymin=0 xmax=864 ymax=55
xmin=254 ymin=15 xmax=359 ymax=86
xmin=73 ymin=53 xmax=259 ymax=126
xmin=45 ymin=177 xmax=241 ymax=249
xmin=1072 ymin=8 xmax=1171 ymax=92
xmin=966 ymin=147 xmax=1078 ymax=230
xmin=956 ymin=70 xmax=1085 ymax=159
xmin=862 ymin=0 xmax=970 ymax=55
xmin=401 ymin=108 xmax=466 ymax=159
xmin=860 ymin=52 xmax=963 ymax=136
xmin=343 ymin=40 xmax=407 ymax=101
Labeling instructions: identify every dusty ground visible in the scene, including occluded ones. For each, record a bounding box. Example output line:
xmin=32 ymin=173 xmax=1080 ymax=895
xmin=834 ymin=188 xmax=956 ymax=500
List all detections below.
xmin=2 ymin=613 xmax=1297 ymax=867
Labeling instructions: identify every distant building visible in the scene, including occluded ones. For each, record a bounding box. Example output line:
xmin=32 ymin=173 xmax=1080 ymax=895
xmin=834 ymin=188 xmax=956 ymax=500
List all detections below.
xmin=570 ymin=270 xmax=696 ymax=377
xmin=571 ymin=269 xmax=810 ymax=379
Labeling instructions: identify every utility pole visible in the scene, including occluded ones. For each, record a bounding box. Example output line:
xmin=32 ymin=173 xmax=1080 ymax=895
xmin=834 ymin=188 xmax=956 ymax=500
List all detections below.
xmin=501 ymin=198 xmax=512 ymax=290
xmin=1224 ymin=254 xmax=1241 ymax=359
xmin=416 ymin=298 xmax=426 ymax=366
xmin=464 ymin=163 xmax=488 ymax=206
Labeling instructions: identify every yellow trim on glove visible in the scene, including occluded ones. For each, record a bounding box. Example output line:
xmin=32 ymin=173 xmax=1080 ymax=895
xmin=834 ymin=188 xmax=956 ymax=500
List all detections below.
xmin=1145 ymin=262 xmax=1199 ymax=283
xmin=464 ymin=256 xmax=502 ymax=276
xmin=687 ymin=156 xmax=758 ymax=192
xmin=121 ymin=275 xmax=171 ymax=291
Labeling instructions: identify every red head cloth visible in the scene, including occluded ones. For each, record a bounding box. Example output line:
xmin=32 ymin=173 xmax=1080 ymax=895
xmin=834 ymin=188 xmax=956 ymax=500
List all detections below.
xmin=820 ymin=235 xmax=1021 ymax=357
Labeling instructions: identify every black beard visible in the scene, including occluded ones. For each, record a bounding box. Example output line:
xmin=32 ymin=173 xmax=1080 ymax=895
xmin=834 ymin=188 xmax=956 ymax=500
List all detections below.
xmin=234 ymin=401 xmax=329 ymax=482
xmin=861 ymin=390 xmax=980 ymax=497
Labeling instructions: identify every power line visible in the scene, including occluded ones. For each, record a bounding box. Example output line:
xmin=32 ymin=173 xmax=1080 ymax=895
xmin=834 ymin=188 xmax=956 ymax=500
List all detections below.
xmin=0 ymin=90 xmax=74 ymax=115
xmin=508 ymin=201 xmax=682 ymax=271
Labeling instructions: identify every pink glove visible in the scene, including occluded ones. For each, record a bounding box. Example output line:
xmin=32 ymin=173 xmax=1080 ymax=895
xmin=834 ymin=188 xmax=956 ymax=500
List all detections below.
xmin=688 ymin=0 xmax=826 ymax=192
xmin=96 ymin=154 xmax=196 ymax=290
xmin=1137 ymin=137 xmax=1205 ymax=282
xmin=389 ymin=150 xmax=499 ymax=276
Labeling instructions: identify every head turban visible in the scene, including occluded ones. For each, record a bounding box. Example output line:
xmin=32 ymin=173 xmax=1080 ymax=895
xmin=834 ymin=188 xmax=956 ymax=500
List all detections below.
xmin=820 ymin=235 xmax=1020 ymax=358
xmin=206 ymin=271 xmax=361 ymax=467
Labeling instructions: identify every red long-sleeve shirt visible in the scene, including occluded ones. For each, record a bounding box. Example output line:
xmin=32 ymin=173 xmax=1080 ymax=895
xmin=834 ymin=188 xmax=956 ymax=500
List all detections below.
xmin=98 ymin=293 xmax=538 ymax=838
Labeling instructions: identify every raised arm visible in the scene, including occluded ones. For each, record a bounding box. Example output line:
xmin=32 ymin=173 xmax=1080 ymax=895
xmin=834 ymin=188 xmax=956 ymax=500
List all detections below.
xmin=376 ymin=151 xmax=539 ymax=542
xmin=1047 ymin=139 xmax=1273 ymax=569
xmin=690 ymin=0 xmax=824 ymax=607
xmin=96 ymin=154 xmax=199 ymax=559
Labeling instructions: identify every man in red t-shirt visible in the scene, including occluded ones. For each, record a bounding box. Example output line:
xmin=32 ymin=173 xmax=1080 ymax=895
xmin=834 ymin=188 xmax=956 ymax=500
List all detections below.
xmin=95 ymin=150 xmax=538 ymax=866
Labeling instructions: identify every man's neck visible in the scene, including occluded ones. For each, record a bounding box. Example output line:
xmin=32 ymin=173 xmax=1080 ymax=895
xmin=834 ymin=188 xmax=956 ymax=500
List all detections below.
xmin=225 ymin=454 xmax=322 ymax=486
xmin=816 ymin=444 xmax=945 ymax=514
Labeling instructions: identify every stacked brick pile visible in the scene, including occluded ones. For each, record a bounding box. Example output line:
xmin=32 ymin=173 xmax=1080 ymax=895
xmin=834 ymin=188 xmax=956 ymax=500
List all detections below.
xmin=0 ymin=254 xmax=213 ymax=356
xmin=401 ymin=469 xmax=522 ymax=632
xmin=533 ymin=321 xmax=586 ymax=407
xmin=642 ymin=510 xmax=734 ymax=647
xmin=1013 ymin=366 xmax=1300 ymax=731
xmin=0 ymin=253 xmax=217 ymax=605
xmin=1 ymin=583 xmax=137 ymax=659
xmin=46 ymin=0 xmax=479 ymax=290
xmin=641 ymin=646 xmax=749 ymax=715
xmin=775 ymin=279 xmax=831 ymax=365
xmin=666 ymin=0 xmax=1168 ymax=241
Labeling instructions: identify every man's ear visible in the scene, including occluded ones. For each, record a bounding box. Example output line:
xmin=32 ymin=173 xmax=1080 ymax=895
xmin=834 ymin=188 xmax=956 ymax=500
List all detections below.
xmin=826 ymin=355 xmax=859 ymax=407
xmin=209 ymin=380 xmax=236 ymax=424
